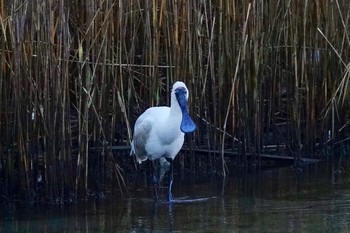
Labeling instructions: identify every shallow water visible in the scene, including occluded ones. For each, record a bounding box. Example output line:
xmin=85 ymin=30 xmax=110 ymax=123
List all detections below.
xmin=2 ymin=158 xmax=350 ymax=232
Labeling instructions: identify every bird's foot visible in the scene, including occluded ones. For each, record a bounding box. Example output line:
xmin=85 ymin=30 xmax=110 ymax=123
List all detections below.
xmin=167 ymin=179 xmax=174 ymax=202
xmin=167 ymin=192 xmax=173 ymax=202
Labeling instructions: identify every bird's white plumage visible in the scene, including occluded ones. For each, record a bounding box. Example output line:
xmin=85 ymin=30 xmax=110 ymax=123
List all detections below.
xmin=130 ymin=81 xmax=190 ymax=163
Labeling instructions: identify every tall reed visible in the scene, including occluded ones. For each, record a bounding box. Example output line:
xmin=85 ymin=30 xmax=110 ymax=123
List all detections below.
xmin=0 ymin=0 xmax=349 ymax=202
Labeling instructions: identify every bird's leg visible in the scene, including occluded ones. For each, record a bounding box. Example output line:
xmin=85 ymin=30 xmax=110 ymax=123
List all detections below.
xmin=150 ymin=160 xmax=159 ymax=200
xmin=166 ymin=158 xmax=174 ymax=202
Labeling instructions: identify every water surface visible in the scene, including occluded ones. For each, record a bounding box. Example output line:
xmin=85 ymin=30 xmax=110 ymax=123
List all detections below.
xmin=1 ymin=159 xmax=350 ymax=232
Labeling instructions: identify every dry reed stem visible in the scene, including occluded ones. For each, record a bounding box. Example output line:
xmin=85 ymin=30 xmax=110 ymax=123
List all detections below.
xmin=0 ymin=0 xmax=350 ymax=202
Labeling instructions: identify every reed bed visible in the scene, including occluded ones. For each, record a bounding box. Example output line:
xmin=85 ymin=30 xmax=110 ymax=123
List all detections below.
xmin=0 ymin=0 xmax=349 ymax=203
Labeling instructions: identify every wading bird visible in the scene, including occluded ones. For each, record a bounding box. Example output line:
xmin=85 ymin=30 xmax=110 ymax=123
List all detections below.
xmin=130 ymin=81 xmax=196 ymax=201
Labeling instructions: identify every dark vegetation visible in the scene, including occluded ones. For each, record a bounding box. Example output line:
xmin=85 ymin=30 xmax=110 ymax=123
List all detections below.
xmin=0 ymin=0 xmax=349 ymax=204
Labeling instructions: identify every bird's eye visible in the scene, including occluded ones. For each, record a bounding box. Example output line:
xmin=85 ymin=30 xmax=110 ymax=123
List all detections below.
xmin=175 ymin=87 xmax=187 ymax=94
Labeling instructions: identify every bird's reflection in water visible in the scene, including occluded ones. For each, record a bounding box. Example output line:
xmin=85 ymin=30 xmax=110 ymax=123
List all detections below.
xmin=148 ymin=195 xmax=214 ymax=232
xmin=148 ymin=199 xmax=174 ymax=232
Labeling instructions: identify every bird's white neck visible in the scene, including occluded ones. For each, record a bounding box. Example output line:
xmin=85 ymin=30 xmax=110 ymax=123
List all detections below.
xmin=157 ymin=102 xmax=183 ymax=144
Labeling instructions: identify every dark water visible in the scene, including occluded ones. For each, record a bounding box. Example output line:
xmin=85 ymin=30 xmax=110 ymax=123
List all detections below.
xmin=2 ymin=158 xmax=350 ymax=232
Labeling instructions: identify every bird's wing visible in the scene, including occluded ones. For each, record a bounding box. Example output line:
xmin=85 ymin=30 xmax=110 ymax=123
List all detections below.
xmin=130 ymin=114 xmax=153 ymax=163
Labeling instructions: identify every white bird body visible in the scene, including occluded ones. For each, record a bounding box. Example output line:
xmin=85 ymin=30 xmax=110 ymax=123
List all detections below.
xmin=131 ymin=106 xmax=184 ymax=163
xmin=130 ymin=81 xmax=196 ymax=201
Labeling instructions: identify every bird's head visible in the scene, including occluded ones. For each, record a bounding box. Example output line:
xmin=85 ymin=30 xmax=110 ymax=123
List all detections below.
xmin=171 ymin=81 xmax=196 ymax=133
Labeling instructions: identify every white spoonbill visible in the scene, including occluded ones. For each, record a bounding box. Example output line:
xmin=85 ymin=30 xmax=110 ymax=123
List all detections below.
xmin=130 ymin=81 xmax=196 ymax=201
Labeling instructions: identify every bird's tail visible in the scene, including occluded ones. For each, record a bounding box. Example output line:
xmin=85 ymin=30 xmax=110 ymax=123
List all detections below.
xmin=129 ymin=140 xmax=148 ymax=164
